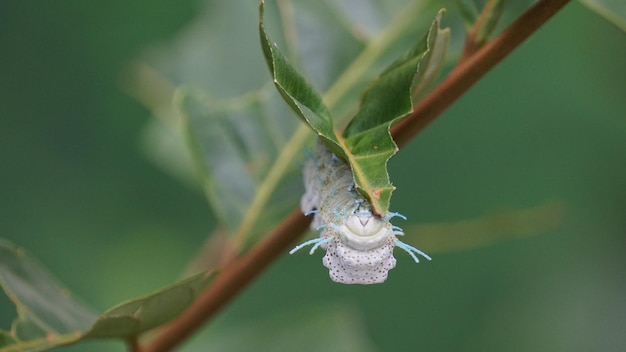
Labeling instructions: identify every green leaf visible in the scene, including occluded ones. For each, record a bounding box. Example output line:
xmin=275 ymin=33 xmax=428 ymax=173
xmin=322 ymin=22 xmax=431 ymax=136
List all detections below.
xmin=282 ymin=0 xmax=367 ymax=93
xmin=0 ymin=332 xmax=16 ymax=348
xmin=319 ymin=0 xmax=453 ymax=120
xmin=341 ymin=10 xmax=449 ymax=215
xmin=260 ymin=1 xmax=345 ymax=159
xmin=411 ymin=12 xmax=451 ymax=103
xmin=0 ymin=240 xmax=97 ymax=351
xmin=176 ymin=87 xmax=302 ymax=243
xmin=0 ymin=240 xmax=217 ymax=350
xmin=0 ymin=240 xmax=98 ymax=331
xmin=261 ymin=1 xmax=449 ymax=215
xmin=580 ymin=0 xmax=626 ymax=31
xmin=84 ymin=270 xmax=217 ymax=339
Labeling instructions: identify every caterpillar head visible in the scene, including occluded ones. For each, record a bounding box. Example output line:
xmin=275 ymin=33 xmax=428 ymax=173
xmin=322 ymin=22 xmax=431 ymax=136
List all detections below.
xmin=338 ymin=206 xmax=392 ymax=251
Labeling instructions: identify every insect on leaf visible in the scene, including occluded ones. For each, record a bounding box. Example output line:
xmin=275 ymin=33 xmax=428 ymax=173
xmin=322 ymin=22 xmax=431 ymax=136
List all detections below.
xmin=260 ymin=1 xmax=449 ymax=216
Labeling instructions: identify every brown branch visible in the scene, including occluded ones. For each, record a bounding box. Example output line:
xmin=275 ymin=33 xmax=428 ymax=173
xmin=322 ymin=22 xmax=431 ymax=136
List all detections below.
xmin=391 ymin=0 xmax=571 ymax=148
xmin=140 ymin=209 xmax=311 ymax=352
xmin=140 ymin=0 xmax=571 ymax=350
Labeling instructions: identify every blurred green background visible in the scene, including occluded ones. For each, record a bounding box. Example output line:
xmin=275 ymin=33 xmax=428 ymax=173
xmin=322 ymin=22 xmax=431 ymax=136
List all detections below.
xmin=1 ymin=0 xmax=625 ymax=351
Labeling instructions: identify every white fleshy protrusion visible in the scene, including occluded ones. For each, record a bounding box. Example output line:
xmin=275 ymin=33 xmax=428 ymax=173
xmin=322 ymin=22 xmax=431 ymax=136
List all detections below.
xmin=323 ymin=238 xmax=396 ymax=284
xmin=294 ymin=140 xmax=429 ymax=284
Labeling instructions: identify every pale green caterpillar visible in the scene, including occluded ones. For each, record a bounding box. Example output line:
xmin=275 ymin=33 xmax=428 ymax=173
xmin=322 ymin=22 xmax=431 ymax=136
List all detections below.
xmin=291 ymin=141 xmax=431 ymax=284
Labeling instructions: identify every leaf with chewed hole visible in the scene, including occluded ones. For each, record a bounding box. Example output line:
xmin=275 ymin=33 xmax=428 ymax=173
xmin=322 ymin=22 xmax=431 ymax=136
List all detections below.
xmin=342 ymin=10 xmax=449 ymax=215
xmin=261 ymin=0 xmax=449 ymax=215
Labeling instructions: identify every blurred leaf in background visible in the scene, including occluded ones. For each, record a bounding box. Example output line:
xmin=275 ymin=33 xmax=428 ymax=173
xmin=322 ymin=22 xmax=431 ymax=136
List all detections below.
xmin=0 ymin=241 xmax=216 ymax=350
xmin=1 ymin=0 xmax=211 ymax=350
xmin=580 ymin=0 xmax=626 ymax=31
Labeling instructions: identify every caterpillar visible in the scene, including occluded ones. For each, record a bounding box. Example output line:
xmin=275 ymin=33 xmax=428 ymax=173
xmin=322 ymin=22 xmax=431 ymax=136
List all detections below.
xmin=291 ymin=141 xmax=431 ymax=284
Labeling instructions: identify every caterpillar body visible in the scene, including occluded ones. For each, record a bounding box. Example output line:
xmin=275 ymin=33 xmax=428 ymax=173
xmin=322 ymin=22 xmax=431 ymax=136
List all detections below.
xmin=292 ymin=141 xmax=431 ymax=284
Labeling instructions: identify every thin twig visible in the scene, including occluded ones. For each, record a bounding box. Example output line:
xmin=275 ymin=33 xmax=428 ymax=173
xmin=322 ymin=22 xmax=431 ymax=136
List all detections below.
xmin=140 ymin=0 xmax=571 ymax=350
xmin=391 ymin=0 xmax=571 ymax=148
xmin=459 ymin=0 xmax=500 ymax=62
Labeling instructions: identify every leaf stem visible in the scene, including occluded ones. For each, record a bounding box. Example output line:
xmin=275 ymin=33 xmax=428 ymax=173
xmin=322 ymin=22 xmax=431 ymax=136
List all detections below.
xmin=141 ymin=0 xmax=571 ymax=350
xmin=458 ymin=0 xmax=500 ymax=62
xmin=391 ymin=0 xmax=572 ymax=148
